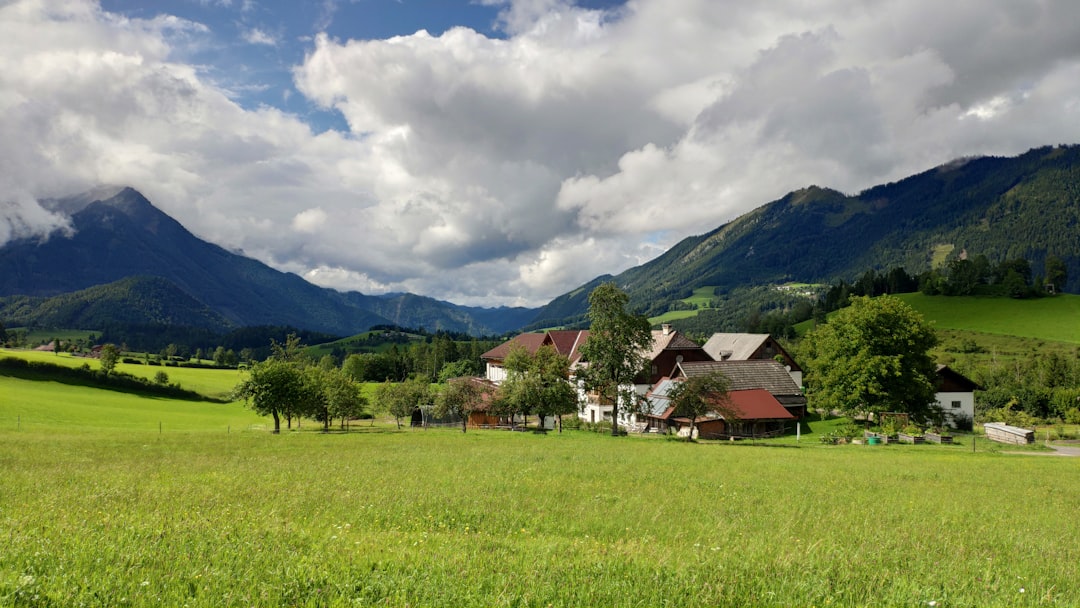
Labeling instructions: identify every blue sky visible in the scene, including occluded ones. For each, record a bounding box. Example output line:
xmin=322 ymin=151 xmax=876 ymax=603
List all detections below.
xmin=4 ymin=0 xmax=1080 ymax=306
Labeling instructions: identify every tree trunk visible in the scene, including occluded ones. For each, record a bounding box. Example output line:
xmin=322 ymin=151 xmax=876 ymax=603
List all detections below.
xmin=688 ymin=415 xmax=696 ymax=442
xmin=272 ymin=411 xmax=280 ymax=434
xmin=613 ymin=384 xmax=625 ymax=436
xmin=558 ymin=415 xmax=563 ymax=433
xmin=461 ymin=417 xmax=467 ymax=433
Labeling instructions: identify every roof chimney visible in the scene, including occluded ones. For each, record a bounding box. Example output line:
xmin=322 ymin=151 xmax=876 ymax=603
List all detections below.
xmin=662 ymin=324 xmax=672 ymax=336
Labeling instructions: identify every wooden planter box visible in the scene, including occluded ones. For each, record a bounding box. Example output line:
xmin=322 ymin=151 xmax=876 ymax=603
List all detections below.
xmin=925 ymin=432 xmax=953 ymax=444
xmin=864 ymin=431 xmax=891 ymax=444
xmin=897 ymin=433 xmax=925 ymax=444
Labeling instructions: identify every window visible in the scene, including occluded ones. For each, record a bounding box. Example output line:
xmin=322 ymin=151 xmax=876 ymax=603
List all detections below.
xmin=951 ymin=400 xmax=961 ymax=409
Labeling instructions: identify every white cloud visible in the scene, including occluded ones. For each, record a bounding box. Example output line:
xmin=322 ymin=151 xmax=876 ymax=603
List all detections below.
xmin=3 ymin=0 xmax=1080 ymax=308
xmin=242 ymin=27 xmax=277 ymax=46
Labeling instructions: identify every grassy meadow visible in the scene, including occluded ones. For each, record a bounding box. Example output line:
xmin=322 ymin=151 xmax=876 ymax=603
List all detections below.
xmin=896 ymin=293 xmax=1080 ymax=344
xmin=3 ymin=364 xmax=1080 ymax=606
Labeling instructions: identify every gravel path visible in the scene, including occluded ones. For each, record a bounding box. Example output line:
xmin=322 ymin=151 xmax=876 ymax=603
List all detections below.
xmin=1047 ymin=442 xmax=1080 ymax=456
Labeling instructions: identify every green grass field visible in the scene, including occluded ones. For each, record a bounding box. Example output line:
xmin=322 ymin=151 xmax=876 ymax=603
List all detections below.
xmin=3 ymin=367 xmax=1080 ymax=606
xmin=2 ymin=348 xmax=245 ymax=400
xmin=896 ymin=293 xmax=1080 ymax=344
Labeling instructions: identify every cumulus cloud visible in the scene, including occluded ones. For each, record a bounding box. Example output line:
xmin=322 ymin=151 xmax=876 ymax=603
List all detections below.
xmin=3 ymin=0 xmax=1080 ymax=307
xmin=242 ymin=27 xmax=277 ymax=46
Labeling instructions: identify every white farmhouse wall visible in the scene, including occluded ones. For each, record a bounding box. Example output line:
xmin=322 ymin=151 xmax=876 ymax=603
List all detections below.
xmin=486 ymin=362 xmax=507 ymax=384
xmin=935 ymin=391 xmax=974 ymax=426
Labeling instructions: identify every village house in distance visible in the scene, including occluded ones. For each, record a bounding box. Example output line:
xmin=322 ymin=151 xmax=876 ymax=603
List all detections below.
xmin=479 ymin=325 xmax=979 ymax=437
xmin=481 ymin=326 xmax=808 ymax=436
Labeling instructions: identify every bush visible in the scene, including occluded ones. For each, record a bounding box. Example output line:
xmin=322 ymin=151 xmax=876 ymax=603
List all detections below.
xmin=1065 ymin=408 xmax=1080 ymax=425
xmin=950 ymin=412 xmax=974 ymax=432
xmin=560 ymin=416 xmax=583 ymax=430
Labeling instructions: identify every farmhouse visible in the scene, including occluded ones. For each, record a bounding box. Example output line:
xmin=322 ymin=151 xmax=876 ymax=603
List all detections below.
xmin=480 ymin=324 xmax=713 ymax=428
xmin=934 ymin=364 xmax=980 ymax=428
xmin=591 ymin=324 xmax=713 ymax=427
xmin=702 ymin=333 xmax=803 ymax=386
xmin=643 ymin=381 xmax=795 ymax=438
xmin=672 ymin=359 xmax=808 ymax=419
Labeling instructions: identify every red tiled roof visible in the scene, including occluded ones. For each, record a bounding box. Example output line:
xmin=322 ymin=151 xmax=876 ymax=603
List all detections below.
xmin=481 ymin=333 xmax=549 ymax=361
xmin=725 ymin=389 xmax=795 ymax=420
xmin=546 ymin=330 xmax=590 ymax=362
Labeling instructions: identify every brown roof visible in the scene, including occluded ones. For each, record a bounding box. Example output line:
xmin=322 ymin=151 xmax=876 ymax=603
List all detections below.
xmin=643 ymin=329 xmax=707 ymax=361
xmin=725 ymin=389 xmax=795 ymax=420
xmin=546 ymin=330 xmax=590 ymax=363
xmin=481 ymin=333 xmax=548 ymax=361
xmin=676 ymin=360 xmax=802 ymax=398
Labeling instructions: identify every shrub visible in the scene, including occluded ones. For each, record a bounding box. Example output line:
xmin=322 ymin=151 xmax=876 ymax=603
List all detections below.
xmin=950 ymin=412 xmax=974 ymax=432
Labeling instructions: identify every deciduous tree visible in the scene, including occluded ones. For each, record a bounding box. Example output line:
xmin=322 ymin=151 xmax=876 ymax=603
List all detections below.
xmin=435 ymin=377 xmax=488 ymax=433
xmin=498 ymin=344 xmax=577 ymax=431
xmin=803 ymin=296 xmax=939 ymax=423
xmin=99 ymin=343 xmax=120 ymax=375
xmin=577 ymin=283 xmax=653 ymax=436
xmin=233 ymin=358 xmax=304 ymax=433
xmin=666 ymin=371 xmax=732 ymax=441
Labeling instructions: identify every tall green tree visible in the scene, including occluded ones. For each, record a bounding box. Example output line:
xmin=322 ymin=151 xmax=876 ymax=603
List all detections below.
xmin=233 ymin=358 xmax=304 ymax=433
xmin=321 ymin=368 xmax=368 ymax=429
xmin=665 ymin=371 xmax=732 ymax=441
xmin=1045 ymin=254 xmax=1068 ymax=292
xmin=99 ymin=343 xmax=120 ymax=375
xmin=577 ymin=283 xmax=653 ymax=436
xmin=803 ymin=296 xmax=939 ymax=423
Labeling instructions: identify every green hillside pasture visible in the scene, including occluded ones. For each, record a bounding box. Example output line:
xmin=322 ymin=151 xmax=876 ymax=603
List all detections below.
xmin=306 ymin=330 xmax=426 ymax=359
xmin=897 ymin=293 xmax=1080 ymax=344
xmin=796 ymin=293 xmax=1080 ymax=344
xmin=1 ymin=428 xmax=1077 ymax=607
xmin=1 ymin=374 xmax=263 ymax=433
xmin=1 ymin=348 xmax=244 ymax=399
xmin=648 ymin=308 xmax=703 ymax=324
xmin=13 ymin=327 xmax=99 ymax=344
xmin=681 ymin=286 xmax=718 ymax=307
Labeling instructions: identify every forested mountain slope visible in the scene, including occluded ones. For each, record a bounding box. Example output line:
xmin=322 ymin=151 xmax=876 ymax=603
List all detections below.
xmin=532 ymin=145 xmax=1080 ymax=327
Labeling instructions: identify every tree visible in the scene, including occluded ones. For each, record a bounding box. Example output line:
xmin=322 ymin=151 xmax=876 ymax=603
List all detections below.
xmin=233 ymin=358 xmax=304 ymax=433
xmin=498 ymin=344 xmax=578 ymax=432
xmin=1045 ymin=254 xmax=1068 ymax=292
xmin=99 ymin=344 xmax=120 ymax=375
xmin=803 ymin=295 xmax=939 ymax=423
xmin=375 ymin=376 xmax=430 ymax=429
xmin=321 ymin=368 xmax=368 ymax=430
xmin=577 ymin=283 xmax=654 ymax=436
xmin=435 ymin=378 xmax=488 ymax=433
xmin=665 ymin=371 xmax=732 ymax=441
xmin=213 ymin=346 xmax=227 ymax=367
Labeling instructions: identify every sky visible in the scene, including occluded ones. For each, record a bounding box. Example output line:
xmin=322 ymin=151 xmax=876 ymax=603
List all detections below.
xmin=3 ymin=0 xmax=1080 ymax=308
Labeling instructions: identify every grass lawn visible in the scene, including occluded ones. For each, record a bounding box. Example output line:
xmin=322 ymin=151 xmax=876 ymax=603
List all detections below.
xmin=896 ymin=293 xmax=1080 ymax=344
xmin=2 ymin=348 xmax=244 ymax=400
xmin=2 ymin=378 xmax=1080 ymax=606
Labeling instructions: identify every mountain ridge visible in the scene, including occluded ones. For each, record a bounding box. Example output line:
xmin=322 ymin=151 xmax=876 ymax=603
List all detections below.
xmin=530 ymin=145 xmax=1080 ymax=327
xmin=0 ymin=188 xmax=535 ymax=336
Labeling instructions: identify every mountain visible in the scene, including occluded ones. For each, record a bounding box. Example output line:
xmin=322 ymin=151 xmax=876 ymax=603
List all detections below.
xmin=532 ymin=145 xmax=1080 ymax=327
xmin=0 ymin=187 xmax=535 ymax=336
xmin=0 ymin=276 xmax=233 ymax=332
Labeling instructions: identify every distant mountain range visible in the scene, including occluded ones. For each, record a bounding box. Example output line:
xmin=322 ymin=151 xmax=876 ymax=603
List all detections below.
xmin=0 ymin=187 xmax=535 ymax=337
xmin=3 ymin=145 xmax=1079 ymax=340
xmin=530 ymin=145 xmax=1080 ymax=327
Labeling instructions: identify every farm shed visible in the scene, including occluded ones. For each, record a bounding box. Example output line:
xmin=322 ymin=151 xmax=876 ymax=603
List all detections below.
xmin=983 ymin=422 xmax=1035 ymax=445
